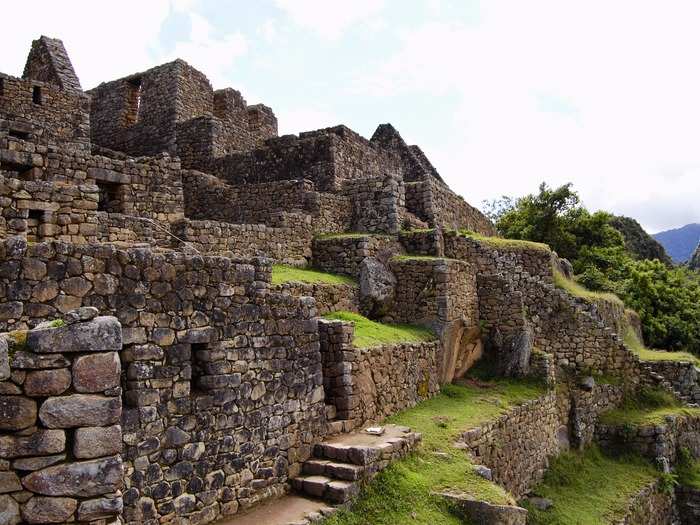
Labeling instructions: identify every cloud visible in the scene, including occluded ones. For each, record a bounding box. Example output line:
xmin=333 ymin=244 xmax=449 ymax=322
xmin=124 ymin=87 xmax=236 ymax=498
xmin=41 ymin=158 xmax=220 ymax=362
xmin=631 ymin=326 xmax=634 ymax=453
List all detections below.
xmin=161 ymin=12 xmax=248 ymax=88
xmin=351 ymin=0 xmax=700 ymax=231
xmin=274 ymin=0 xmax=386 ymax=40
xmin=0 ymin=0 xmax=172 ymax=89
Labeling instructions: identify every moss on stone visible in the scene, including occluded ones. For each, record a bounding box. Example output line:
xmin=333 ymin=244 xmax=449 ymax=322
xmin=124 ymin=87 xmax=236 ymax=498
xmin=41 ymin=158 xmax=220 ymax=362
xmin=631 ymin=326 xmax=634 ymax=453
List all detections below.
xmin=323 ymin=311 xmax=436 ymax=348
xmin=271 ymin=265 xmax=356 ymax=286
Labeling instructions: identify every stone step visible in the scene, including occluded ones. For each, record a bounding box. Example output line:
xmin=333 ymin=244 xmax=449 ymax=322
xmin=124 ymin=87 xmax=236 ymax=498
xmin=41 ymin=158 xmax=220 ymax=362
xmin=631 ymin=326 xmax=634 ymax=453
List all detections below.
xmin=291 ymin=475 xmax=360 ymax=504
xmin=313 ymin=425 xmax=421 ymax=466
xmin=303 ymin=459 xmax=366 ymax=481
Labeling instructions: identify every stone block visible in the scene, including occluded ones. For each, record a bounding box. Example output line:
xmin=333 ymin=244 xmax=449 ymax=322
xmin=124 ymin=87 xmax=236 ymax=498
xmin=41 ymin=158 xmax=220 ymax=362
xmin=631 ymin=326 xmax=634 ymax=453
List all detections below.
xmin=38 ymin=394 xmax=121 ymax=428
xmin=0 ymin=494 xmax=20 ymax=525
xmin=0 ymin=396 xmax=37 ymax=431
xmin=21 ymin=496 xmax=77 ymax=524
xmin=21 ymin=455 xmax=123 ymax=497
xmin=24 ymin=369 xmax=71 ymax=397
xmin=77 ymin=495 xmax=123 ymax=521
xmin=0 ymin=430 xmax=65 ymax=458
xmin=72 ymin=352 xmax=120 ymax=392
xmin=0 ymin=471 xmax=21 ymax=493
xmin=26 ymin=316 xmax=122 ymax=354
xmin=73 ymin=425 xmax=122 ymax=459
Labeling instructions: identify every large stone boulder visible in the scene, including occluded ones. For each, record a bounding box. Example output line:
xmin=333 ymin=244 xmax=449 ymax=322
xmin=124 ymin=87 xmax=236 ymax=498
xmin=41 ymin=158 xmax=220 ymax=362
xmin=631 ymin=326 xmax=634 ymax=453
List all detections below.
xmin=491 ymin=328 xmax=533 ymax=378
xmin=21 ymin=455 xmax=123 ymax=497
xmin=359 ymin=257 xmax=396 ymax=317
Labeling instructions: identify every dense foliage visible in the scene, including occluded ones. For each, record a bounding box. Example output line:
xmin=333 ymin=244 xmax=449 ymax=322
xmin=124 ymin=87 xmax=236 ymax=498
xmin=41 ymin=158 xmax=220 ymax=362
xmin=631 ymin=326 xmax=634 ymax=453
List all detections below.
xmin=485 ymin=183 xmax=700 ymax=354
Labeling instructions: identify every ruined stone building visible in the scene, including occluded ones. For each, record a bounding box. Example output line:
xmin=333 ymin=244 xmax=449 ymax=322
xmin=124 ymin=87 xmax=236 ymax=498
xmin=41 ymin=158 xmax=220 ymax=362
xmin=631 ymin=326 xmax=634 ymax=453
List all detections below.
xmin=0 ymin=36 xmax=698 ymax=525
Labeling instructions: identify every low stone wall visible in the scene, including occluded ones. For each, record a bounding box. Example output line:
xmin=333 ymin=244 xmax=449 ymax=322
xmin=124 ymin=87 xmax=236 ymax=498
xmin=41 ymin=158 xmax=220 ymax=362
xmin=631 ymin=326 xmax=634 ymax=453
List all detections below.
xmin=597 ymin=413 xmax=700 ymax=465
xmin=458 ymin=384 xmax=625 ymax=498
xmin=342 ymin=174 xmax=403 ymax=234
xmin=443 ymin=233 xmax=554 ymax=284
xmin=0 ymin=311 xmax=124 ymax=525
xmin=312 ymin=235 xmax=404 ymax=279
xmin=172 ymin=215 xmax=314 ymax=264
xmin=318 ymin=319 xmax=440 ymax=429
xmin=273 ymin=282 xmax=360 ymax=316
xmin=640 ymin=360 xmax=700 ymax=404
xmin=616 ymin=480 xmax=676 ymax=525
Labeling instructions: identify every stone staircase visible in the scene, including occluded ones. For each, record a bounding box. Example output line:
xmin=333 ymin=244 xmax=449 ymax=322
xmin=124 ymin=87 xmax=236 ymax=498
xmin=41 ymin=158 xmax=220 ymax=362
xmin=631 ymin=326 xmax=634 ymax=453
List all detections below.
xmin=291 ymin=424 xmax=422 ymax=504
xmin=215 ymin=425 xmax=421 ymax=525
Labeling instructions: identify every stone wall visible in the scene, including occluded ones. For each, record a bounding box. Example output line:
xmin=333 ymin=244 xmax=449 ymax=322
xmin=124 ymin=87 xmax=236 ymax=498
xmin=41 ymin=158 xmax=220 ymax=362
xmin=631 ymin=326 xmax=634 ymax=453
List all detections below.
xmin=0 ymin=238 xmax=328 ymax=524
xmin=458 ymin=384 xmax=625 ymax=498
xmin=312 ymin=235 xmax=404 ymax=279
xmin=318 ymin=320 xmax=440 ymax=429
xmin=273 ymin=282 xmax=360 ymax=316
xmin=212 ymin=126 xmax=401 ymax=193
xmin=640 ymin=360 xmax=700 ymax=404
xmin=0 ymin=311 xmax=124 ymax=525
xmin=405 ymin=178 xmax=496 ymax=236
xmin=617 ymin=480 xmax=677 ymax=525
xmin=342 ymin=175 xmax=403 ymax=234
xmin=597 ymin=413 xmax=700 ymax=465
xmin=172 ymin=216 xmax=314 ymax=264
xmin=398 ymin=229 xmax=444 ymax=257
xmin=389 ymin=257 xmax=477 ymax=327
xmin=677 ymin=486 xmax=700 ymax=525
xmin=0 ymin=74 xmax=90 ymax=153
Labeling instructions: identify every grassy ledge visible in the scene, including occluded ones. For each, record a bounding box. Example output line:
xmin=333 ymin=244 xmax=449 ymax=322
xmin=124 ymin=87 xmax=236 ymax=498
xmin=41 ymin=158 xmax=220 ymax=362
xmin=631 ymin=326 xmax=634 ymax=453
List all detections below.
xmin=457 ymin=230 xmax=552 ymax=252
xmin=524 ymin=446 xmax=660 ymax=525
xmin=553 ymin=269 xmax=624 ymax=306
xmin=324 ymin=379 xmax=545 ymax=525
xmin=599 ymin=388 xmax=700 ymax=426
xmin=323 ymin=311 xmax=435 ymax=348
xmin=314 ymin=232 xmax=390 ymax=241
xmin=271 ymin=265 xmax=356 ymax=286
xmin=623 ymin=324 xmax=700 ymax=366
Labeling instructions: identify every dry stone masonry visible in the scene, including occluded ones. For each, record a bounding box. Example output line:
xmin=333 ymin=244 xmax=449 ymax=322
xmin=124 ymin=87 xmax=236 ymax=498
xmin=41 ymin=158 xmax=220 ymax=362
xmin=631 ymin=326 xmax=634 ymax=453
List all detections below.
xmin=0 ymin=35 xmax=699 ymax=525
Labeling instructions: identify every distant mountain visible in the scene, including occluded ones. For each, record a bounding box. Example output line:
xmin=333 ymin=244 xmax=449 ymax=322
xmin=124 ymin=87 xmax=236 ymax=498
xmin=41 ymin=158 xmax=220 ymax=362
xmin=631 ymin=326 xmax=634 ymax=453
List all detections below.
xmin=652 ymin=223 xmax=700 ymax=263
xmin=610 ymin=216 xmax=672 ymax=266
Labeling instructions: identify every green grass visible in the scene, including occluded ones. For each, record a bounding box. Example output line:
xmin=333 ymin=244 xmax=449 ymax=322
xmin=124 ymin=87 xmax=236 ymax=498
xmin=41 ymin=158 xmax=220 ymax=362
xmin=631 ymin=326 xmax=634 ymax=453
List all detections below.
xmin=553 ymin=269 xmax=624 ymax=306
xmin=325 ymin=380 xmax=545 ymax=525
xmin=271 ymin=265 xmax=356 ymax=286
xmin=524 ymin=446 xmax=660 ymax=525
xmin=323 ymin=311 xmax=436 ymax=348
xmin=457 ymin=230 xmax=552 ymax=252
xmin=623 ymin=324 xmax=700 ymax=365
xmin=677 ymin=450 xmax=700 ymax=490
xmin=392 ymin=255 xmax=458 ymax=262
xmin=599 ymin=388 xmax=700 ymax=426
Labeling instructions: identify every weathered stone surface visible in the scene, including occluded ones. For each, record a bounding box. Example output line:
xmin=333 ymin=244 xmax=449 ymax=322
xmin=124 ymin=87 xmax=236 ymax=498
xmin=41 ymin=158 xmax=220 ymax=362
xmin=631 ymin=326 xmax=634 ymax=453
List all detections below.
xmin=9 ymin=352 xmax=70 ymax=370
xmin=495 ymin=329 xmax=532 ymax=378
xmin=0 ymin=471 xmax=21 ymax=493
xmin=0 ymin=338 xmax=9 ymax=381
xmin=21 ymin=496 xmax=77 ymax=523
xmin=24 ymin=369 xmax=71 ymax=397
xmin=0 ymin=430 xmax=65 ymax=458
xmin=0 ymin=396 xmax=37 ymax=431
xmin=38 ymin=394 xmax=121 ymax=428
xmin=0 ymin=494 xmax=21 ymax=525
xmin=77 ymin=495 xmax=123 ymax=521
xmin=359 ymin=257 xmax=396 ymax=317
xmin=74 ymin=425 xmax=122 ymax=459
xmin=21 ymin=455 xmax=123 ymax=497
xmin=72 ymin=352 xmax=120 ymax=393
xmin=12 ymin=454 xmax=66 ymax=471
xmin=26 ymin=316 xmax=122 ymax=354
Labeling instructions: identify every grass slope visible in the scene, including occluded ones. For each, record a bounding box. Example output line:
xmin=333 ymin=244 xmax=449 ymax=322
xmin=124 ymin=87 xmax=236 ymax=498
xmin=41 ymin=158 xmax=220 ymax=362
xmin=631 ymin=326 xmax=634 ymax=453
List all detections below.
xmin=325 ymin=380 xmax=545 ymax=525
xmin=271 ymin=265 xmax=356 ymax=286
xmin=599 ymin=388 xmax=700 ymax=426
xmin=524 ymin=446 xmax=659 ymax=525
xmin=458 ymin=230 xmax=552 ymax=252
xmin=623 ymin=324 xmax=700 ymax=365
xmin=553 ymin=269 xmax=624 ymax=306
xmin=323 ymin=311 xmax=436 ymax=348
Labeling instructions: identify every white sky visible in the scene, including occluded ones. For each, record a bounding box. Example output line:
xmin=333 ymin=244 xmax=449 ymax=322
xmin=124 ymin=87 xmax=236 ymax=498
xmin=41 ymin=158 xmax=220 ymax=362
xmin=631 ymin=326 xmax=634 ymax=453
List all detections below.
xmin=2 ymin=0 xmax=700 ymax=233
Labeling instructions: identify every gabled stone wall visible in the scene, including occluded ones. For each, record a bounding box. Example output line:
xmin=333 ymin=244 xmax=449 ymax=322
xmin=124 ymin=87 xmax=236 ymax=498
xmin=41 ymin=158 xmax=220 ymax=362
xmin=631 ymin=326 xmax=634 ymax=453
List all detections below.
xmin=0 ymin=311 xmax=124 ymax=525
